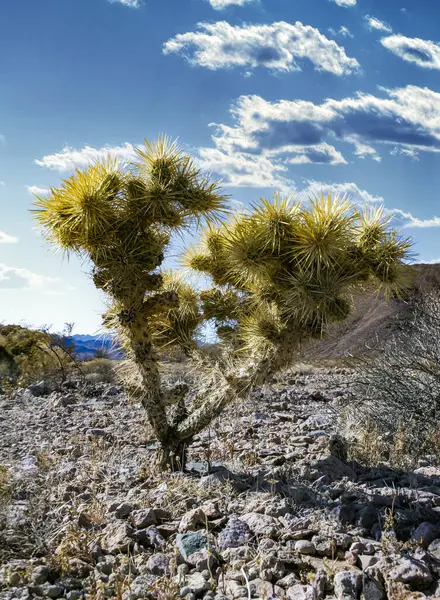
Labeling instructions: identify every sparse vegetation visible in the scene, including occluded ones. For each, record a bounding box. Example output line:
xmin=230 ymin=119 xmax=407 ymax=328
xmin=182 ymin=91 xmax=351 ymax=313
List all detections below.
xmin=33 ymin=136 xmax=411 ymax=469
xmin=341 ymin=293 xmax=440 ymax=467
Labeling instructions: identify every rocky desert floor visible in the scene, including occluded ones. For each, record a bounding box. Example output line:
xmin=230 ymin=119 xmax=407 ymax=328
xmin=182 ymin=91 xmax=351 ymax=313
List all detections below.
xmin=1 ymin=366 xmax=440 ymax=600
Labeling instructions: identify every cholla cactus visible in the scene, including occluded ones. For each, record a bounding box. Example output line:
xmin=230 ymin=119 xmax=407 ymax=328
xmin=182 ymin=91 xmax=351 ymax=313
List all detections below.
xmin=33 ymin=137 xmax=412 ymax=469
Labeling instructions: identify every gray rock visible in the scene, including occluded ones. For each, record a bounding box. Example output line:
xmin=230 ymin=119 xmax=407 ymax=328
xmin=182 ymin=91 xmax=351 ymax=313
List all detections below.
xmin=218 ymin=518 xmax=251 ymax=549
xmin=31 ymin=566 xmax=49 ymax=585
xmin=428 ymin=537 xmax=440 ymax=559
xmin=286 ymin=584 xmax=315 ymax=599
xmin=179 ymin=508 xmax=206 ymax=532
xmin=129 ymin=575 xmax=156 ymax=600
xmin=331 ymin=504 xmax=356 ymax=525
xmin=115 ymin=502 xmax=134 ymax=519
xmin=356 ymin=506 xmax=379 ymax=530
xmin=101 ymin=522 xmax=133 ymax=554
xmin=388 ymin=557 xmax=433 ymax=587
xmin=66 ymin=592 xmax=82 ymax=600
xmin=59 ymin=394 xmax=77 ymax=407
xmin=311 ymin=535 xmax=334 ymax=557
xmin=333 ymin=570 xmax=362 ymax=600
xmin=295 ymin=540 xmax=315 ymax=555
xmin=27 ymin=380 xmax=49 ymax=397
xmin=131 ymin=508 xmax=157 ymax=529
xmin=146 ymin=553 xmax=170 ymax=576
xmin=176 ymin=532 xmax=208 ymax=562
xmin=277 ymin=573 xmax=301 ymax=589
xmin=181 ymin=572 xmax=211 ymax=596
xmin=358 ymin=555 xmax=380 ymax=571
xmin=412 ymin=521 xmax=440 ymax=548
xmin=190 ymin=548 xmax=218 ymax=571
xmin=135 ymin=526 xmax=166 ymax=550
xmin=239 ymin=512 xmax=278 ymax=537
xmin=362 ymin=573 xmax=386 ymax=600
xmin=86 ymin=428 xmax=106 ymax=437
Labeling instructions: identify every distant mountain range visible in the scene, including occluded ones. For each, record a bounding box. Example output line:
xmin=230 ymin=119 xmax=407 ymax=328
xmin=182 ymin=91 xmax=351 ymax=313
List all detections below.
xmin=69 ymin=334 xmax=124 ymax=360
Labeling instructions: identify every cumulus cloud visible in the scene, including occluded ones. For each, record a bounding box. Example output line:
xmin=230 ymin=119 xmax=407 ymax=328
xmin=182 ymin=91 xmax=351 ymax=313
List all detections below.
xmin=299 ymin=181 xmax=384 ymax=205
xmin=0 ymin=264 xmax=57 ymax=290
xmin=208 ymin=85 xmax=440 ymax=168
xmin=381 ymin=35 xmax=440 ymax=70
xmin=108 ymin=0 xmax=140 ymax=7
xmin=0 ymin=231 xmax=18 ymax=244
xmin=35 ymin=143 xmax=136 ymax=172
xmin=197 ymin=146 xmax=294 ymax=191
xmin=208 ymin=0 xmax=256 ymax=8
xmin=331 ymin=0 xmax=357 ymax=7
xmin=365 ymin=16 xmax=392 ymax=32
xmin=390 ymin=209 xmax=440 ymax=229
xmin=163 ymin=21 xmax=360 ymax=75
xmin=27 ymin=186 xmax=50 ymax=195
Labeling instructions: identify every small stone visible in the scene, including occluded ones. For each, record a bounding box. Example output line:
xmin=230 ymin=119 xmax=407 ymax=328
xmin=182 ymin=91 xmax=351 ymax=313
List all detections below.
xmin=357 ymin=506 xmax=379 ymax=530
xmin=239 ymin=512 xmax=278 ymax=537
xmin=27 ymin=380 xmax=49 ymax=397
xmin=362 ymin=572 xmax=386 ymax=600
xmin=388 ymin=557 xmax=433 ymax=587
xmin=66 ymin=592 xmax=82 ymax=600
xmin=333 ymin=570 xmax=362 ymax=600
xmin=136 ymin=526 xmax=166 ymax=549
xmin=101 ymin=522 xmax=134 ymax=554
xmin=59 ymin=394 xmax=77 ymax=407
xmin=218 ymin=518 xmax=251 ymax=549
xmin=131 ymin=508 xmax=157 ymax=529
xmin=428 ymin=537 xmax=440 ymax=559
xmin=278 ymin=573 xmax=301 ymax=589
xmin=311 ymin=535 xmax=334 ymax=557
xmin=345 ymin=551 xmax=357 ymax=566
xmin=7 ymin=572 xmax=22 ymax=586
xmin=358 ymin=555 xmax=380 ymax=571
xmin=286 ymin=584 xmax=314 ymax=599
xmin=176 ymin=532 xmax=208 ymax=562
xmin=181 ymin=572 xmax=211 ymax=595
xmin=86 ymin=428 xmax=106 ymax=437
xmin=46 ymin=585 xmax=65 ymax=599
xmin=412 ymin=522 xmax=440 ymax=549
xmin=115 ymin=502 xmax=134 ymax=519
xmin=201 ymin=501 xmax=221 ymax=519
xmin=146 ymin=553 xmax=170 ymax=576
xmin=32 ymin=566 xmax=49 ymax=585
xmin=179 ymin=508 xmax=206 ymax=532
xmin=331 ymin=504 xmax=357 ymax=525
xmin=295 ymin=540 xmax=315 ymax=555
xmin=349 ymin=542 xmax=365 ymax=554
xmin=191 ymin=548 xmax=218 ymax=571
xmin=178 ymin=564 xmax=190 ymax=577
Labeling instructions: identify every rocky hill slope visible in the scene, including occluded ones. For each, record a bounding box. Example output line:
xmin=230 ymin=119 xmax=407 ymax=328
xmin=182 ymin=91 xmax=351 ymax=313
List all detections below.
xmin=302 ymin=263 xmax=440 ymax=360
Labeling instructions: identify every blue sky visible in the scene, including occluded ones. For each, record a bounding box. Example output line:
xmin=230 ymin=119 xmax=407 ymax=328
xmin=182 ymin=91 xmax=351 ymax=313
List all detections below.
xmin=1 ymin=0 xmax=440 ymax=333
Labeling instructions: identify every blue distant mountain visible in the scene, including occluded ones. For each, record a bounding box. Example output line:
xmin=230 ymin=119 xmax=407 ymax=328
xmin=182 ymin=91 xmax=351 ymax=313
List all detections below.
xmin=69 ymin=334 xmax=124 ymax=360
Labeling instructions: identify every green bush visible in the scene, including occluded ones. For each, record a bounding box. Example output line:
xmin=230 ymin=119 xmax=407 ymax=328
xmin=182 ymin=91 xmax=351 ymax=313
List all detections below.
xmin=81 ymin=358 xmax=117 ymax=384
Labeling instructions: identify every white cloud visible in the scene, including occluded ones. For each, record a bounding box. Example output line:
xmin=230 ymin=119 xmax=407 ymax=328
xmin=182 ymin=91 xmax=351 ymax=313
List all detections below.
xmin=163 ymin=21 xmax=360 ymax=75
xmin=365 ymin=16 xmax=393 ymax=32
xmin=197 ymin=147 xmax=294 ymax=192
xmin=207 ymin=85 xmax=440 ymax=169
xmin=35 ymin=143 xmax=136 ymax=172
xmin=299 ymin=181 xmax=384 ymax=205
xmin=0 ymin=264 xmax=57 ymax=290
xmin=108 ymin=0 xmax=141 ymax=7
xmin=27 ymin=185 xmax=50 ymax=195
xmin=390 ymin=209 xmax=440 ymax=229
xmin=331 ymin=0 xmax=357 ymax=7
xmin=208 ymin=0 xmax=256 ymax=8
xmin=381 ymin=35 xmax=440 ymax=70
xmin=0 ymin=231 xmax=18 ymax=244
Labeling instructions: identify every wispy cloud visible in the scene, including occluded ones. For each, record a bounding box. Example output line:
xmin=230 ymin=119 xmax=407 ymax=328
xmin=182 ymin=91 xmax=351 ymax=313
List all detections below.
xmin=0 ymin=231 xmax=19 ymax=244
xmin=35 ymin=143 xmax=136 ymax=172
xmin=381 ymin=35 xmax=440 ymax=70
xmin=164 ymin=21 xmax=360 ymax=76
xmin=0 ymin=264 xmax=57 ymax=290
xmin=330 ymin=0 xmax=357 ymax=7
xmin=365 ymin=16 xmax=393 ymax=32
xmin=207 ymin=0 xmax=256 ymax=8
xmin=27 ymin=185 xmax=50 ymax=195
xmin=108 ymin=0 xmax=141 ymax=7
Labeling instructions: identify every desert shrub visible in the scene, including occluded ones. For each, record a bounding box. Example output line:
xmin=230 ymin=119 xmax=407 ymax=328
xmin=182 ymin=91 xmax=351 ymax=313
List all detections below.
xmin=81 ymin=358 xmax=117 ymax=384
xmin=340 ymin=293 xmax=440 ymax=467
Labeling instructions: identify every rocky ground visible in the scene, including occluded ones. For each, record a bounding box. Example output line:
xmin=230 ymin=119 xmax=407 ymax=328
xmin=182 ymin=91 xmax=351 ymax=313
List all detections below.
xmin=1 ymin=367 xmax=440 ymax=600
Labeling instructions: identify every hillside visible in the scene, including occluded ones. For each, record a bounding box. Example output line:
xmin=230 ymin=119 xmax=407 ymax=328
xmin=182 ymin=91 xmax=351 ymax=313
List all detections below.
xmin=302 ymin=263 xmax=440 ymax=360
